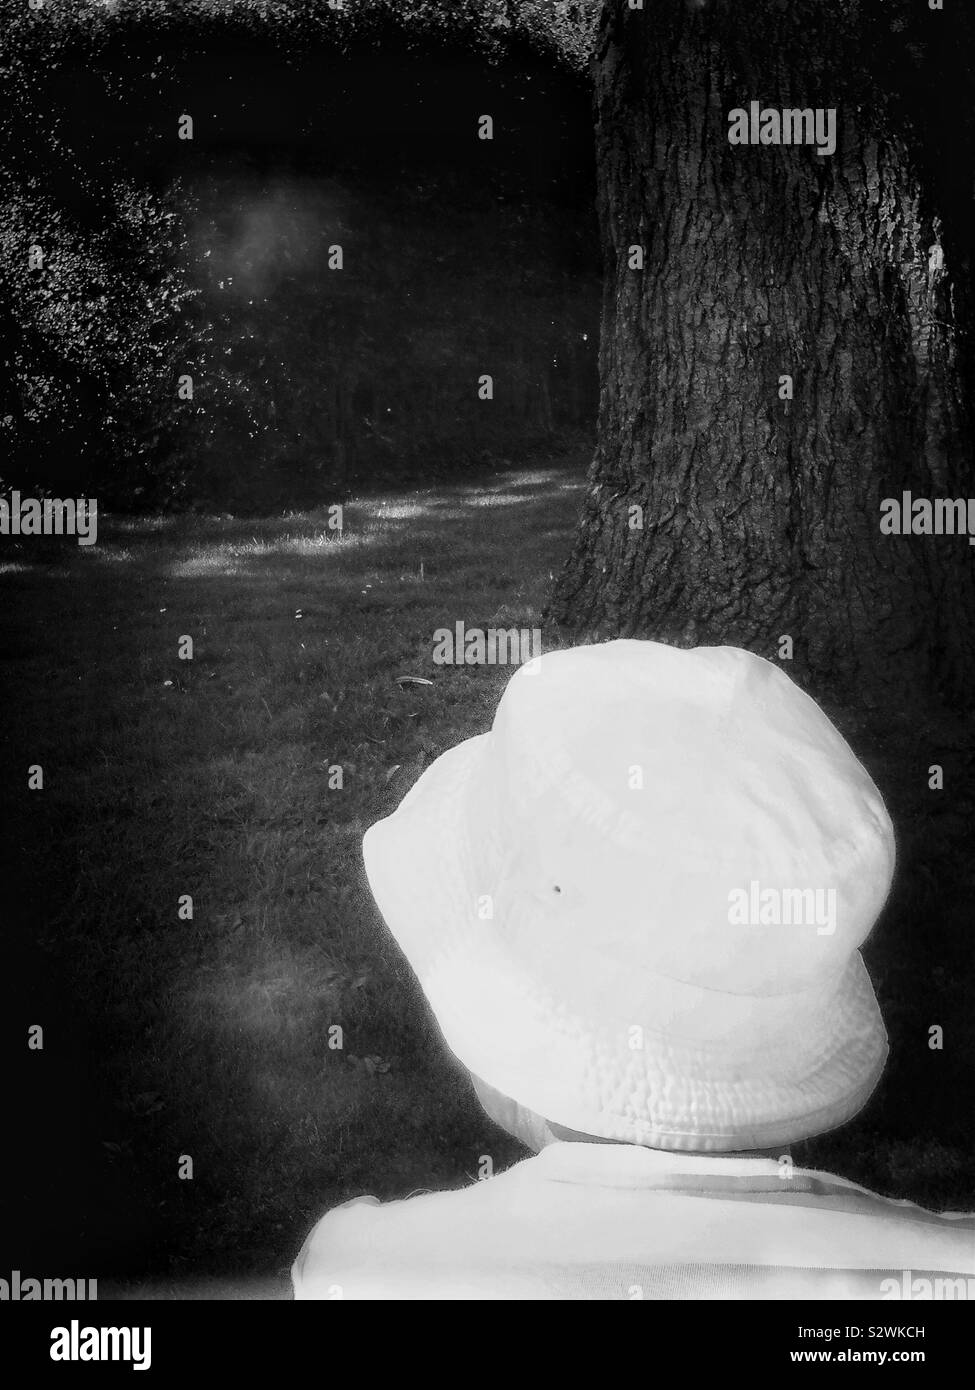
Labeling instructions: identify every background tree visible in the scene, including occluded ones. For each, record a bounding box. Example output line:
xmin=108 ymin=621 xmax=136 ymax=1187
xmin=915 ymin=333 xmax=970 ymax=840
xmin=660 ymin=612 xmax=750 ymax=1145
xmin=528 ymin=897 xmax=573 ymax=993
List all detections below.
xmin=547 ymin=0 xmax=975 ymax=709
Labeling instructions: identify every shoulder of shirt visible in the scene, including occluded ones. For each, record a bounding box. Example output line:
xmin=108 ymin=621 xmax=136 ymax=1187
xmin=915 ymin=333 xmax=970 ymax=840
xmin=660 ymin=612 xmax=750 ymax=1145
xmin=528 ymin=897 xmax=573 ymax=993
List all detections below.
xmin=292 ymin=1160 xmax=544 ymax=1293
xmin=790 ymin=1165 xmax=975 ymax=1226
xmin=292 ymin=1155 xmax=975 ymax=1298
xmin=293 ymin=1173 xmax=537 ymax=1299
xmin=309 ymin=1165 xmax=525 ymax=1235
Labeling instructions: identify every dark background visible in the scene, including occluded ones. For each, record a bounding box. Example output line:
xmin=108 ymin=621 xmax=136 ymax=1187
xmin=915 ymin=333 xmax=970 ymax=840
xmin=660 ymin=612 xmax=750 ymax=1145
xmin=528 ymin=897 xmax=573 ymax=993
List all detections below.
xmin=1 ymin=16 xmax=600 ymax=511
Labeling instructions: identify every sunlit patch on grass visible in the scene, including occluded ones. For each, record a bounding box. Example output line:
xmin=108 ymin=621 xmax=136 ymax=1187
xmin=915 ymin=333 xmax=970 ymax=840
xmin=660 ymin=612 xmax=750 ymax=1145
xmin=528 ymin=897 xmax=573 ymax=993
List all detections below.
xmin=464 ymin=491 xmax=529 ymax=508
xmin=290 ymin=533 xmax=354 ymax=554
xmin=83 ymin=545 xmax=134 ymax=563
xmin=169 ymin=553 xmax=241 ymax=578
xmin=372 ymin=501 xmax=427 ymax=521
xmin=111 ymin=514 xmax=183 ymax=534
xmin=164 ymin=532 xmax=376 ymax=577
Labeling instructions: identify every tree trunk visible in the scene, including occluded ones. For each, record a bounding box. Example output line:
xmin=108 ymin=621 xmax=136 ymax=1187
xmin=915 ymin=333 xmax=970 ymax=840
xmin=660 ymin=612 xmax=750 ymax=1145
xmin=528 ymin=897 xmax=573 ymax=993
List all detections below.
xmin=549 ymin=0 xmax=974 ymax=709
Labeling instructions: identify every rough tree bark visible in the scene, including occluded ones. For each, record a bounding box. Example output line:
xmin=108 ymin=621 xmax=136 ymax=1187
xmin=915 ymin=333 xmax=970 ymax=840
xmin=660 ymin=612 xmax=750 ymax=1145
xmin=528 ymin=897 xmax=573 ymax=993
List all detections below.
xmin=549 ymin=0 xmax=974 ymax=709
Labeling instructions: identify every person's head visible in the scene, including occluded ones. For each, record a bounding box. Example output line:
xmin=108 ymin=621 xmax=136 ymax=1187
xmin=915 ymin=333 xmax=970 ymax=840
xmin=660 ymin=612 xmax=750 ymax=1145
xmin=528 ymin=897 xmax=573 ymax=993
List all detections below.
xmin=363 ymin=641 xmax=896 ymax=1155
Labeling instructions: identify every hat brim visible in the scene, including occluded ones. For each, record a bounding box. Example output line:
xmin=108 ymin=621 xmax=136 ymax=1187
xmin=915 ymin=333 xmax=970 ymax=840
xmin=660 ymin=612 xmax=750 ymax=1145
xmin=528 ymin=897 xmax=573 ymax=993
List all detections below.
xmin=363 ymin=735 xmax=888 ymax=1152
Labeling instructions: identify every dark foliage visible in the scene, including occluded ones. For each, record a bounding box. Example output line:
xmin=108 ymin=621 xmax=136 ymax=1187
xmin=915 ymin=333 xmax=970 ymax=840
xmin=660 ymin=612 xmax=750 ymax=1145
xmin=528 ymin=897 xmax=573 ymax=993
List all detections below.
xmin=0 ymin=1 xmax=600 ymax=510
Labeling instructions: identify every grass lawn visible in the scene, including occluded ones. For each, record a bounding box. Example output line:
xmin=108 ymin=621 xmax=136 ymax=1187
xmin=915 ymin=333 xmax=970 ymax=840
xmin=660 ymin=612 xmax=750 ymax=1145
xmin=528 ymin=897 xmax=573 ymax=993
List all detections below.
xmin=1 ymin=455 xmax=972 ymax=1291
xmin=1 ymin=462 xmax=584 ymax=1282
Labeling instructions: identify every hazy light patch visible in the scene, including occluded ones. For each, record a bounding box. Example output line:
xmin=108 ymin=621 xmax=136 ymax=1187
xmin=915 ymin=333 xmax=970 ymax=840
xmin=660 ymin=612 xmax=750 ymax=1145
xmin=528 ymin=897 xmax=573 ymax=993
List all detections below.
xmin=198 ymin=178 xmax=354 ymax=303
xmin=178 ymin=945 xmax=333 ymax=1044
xmin=0 ymin=561 xmax=30 ymax=576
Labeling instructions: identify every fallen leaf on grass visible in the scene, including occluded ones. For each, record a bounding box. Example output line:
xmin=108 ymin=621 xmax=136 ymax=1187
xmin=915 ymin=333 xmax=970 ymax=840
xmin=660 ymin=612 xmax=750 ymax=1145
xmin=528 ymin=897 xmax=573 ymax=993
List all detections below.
xmin=115 ymin=1091 xmax=166 ymax=1119
xmin=101 ymin=1139 xmax=134 ymax=1161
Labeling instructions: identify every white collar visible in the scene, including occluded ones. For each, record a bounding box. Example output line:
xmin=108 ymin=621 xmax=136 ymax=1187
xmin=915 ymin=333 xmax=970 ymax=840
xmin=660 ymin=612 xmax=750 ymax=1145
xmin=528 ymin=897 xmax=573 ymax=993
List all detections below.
xmin=531 ymin=1142 xmax=903 ymax=1206
xmin=533 ymin=1140 xmax=789 ymax=1187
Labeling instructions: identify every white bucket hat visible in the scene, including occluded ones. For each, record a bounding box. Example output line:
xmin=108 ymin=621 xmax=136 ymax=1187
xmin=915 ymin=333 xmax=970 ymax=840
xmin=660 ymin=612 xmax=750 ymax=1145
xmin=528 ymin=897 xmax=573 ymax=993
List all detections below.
xmin=363 ymin=641 xmax=896 ymax=1152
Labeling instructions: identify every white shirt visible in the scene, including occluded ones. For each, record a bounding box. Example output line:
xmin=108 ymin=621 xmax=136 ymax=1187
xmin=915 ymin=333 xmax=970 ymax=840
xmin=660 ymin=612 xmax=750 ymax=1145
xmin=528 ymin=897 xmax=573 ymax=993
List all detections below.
xmin=292 ymin=1142 xmax=975 ymax=1300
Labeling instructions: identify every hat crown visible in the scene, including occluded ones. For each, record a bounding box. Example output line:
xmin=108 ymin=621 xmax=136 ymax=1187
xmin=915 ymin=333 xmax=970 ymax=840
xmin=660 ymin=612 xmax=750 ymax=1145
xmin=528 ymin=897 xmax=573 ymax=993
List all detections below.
xmin=480 ymin=641 xmax=895 ymax=998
